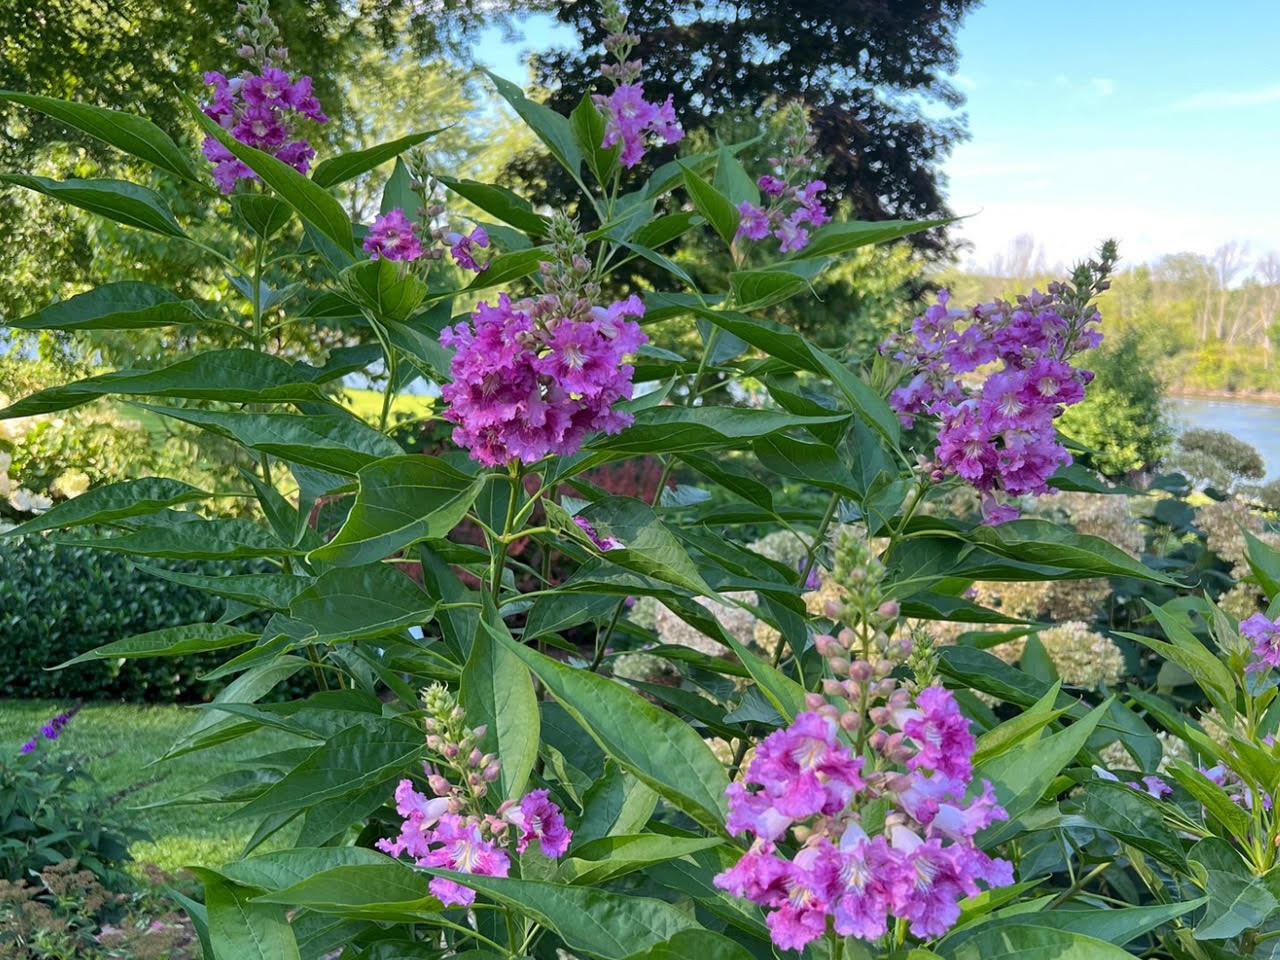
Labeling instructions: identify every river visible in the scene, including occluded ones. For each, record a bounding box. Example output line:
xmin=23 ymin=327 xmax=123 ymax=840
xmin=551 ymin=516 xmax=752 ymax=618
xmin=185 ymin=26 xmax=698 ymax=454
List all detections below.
xmin=1167 ymin=396 xmax=1280 ymax=480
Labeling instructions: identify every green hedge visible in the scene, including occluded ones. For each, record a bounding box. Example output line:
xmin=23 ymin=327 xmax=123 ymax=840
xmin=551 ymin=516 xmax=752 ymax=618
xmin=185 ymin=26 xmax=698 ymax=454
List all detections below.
xmin=0 ymin=535 xmax=257 ymax=702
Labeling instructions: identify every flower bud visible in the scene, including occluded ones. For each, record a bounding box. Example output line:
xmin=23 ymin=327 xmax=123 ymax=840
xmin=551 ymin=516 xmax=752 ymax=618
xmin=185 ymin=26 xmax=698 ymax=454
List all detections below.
xmin=468 ymin=748 xmax=483 ymax=767
xmin=804 ymin=692 xmax=827 ymax=711
xmin=877 ymin=601 xmax=900 ymax=619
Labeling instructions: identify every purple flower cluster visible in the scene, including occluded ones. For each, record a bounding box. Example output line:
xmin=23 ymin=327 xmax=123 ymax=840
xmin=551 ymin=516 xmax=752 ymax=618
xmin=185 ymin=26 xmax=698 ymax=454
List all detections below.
xmin=1242 ymin=613 xmax=1280 ymax=672
xmin=735 ymin=178 xmax=830 ymax=253
xmin=377 ymin=685 xmax=570 ymax=907
xmin=378 ymin=779 xmax=570 ymax=907
xmin=363 ymin=208 xmax=423 ymax=262
xmin=201 ymin=66 xmax=327 ymax=192
xmin=715 ymin=635 xmax=1011 ymax=949
xmin=883 ymin=288 xmax=1102 ymax=523
xmin=19 ymin=704 xmax=79 ymax=755
xmin=594 ymin=84 xmax=684 ymax=168
xmin=439 ymin=293 xmax=647 ymax=466
xmin=445 ymin=226 xmax=490 ymax=273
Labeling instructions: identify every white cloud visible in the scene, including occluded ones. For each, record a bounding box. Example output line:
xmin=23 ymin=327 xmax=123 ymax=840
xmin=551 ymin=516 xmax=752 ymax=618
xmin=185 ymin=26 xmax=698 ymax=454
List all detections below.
xmin=1090 ymin=77 xmax=1114 ymax=97
xmin=1174 ymin=83 xmax=1280 ymax=110
xmin=953 ymin=72 xmax=978 ymax=92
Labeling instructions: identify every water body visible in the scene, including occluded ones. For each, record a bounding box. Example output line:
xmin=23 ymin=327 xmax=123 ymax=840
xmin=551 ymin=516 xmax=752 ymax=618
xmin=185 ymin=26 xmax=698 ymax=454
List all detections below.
xmin=1167 ymin=396 xmax=1280 ymax=480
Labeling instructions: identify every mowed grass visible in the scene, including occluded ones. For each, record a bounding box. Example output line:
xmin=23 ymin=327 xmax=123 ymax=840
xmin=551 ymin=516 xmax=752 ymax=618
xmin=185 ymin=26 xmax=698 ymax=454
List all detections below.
xmin=0 ymin=699 xmax=302 ymax=873
xmin=338 ymin=387 xmax=435 ymax=426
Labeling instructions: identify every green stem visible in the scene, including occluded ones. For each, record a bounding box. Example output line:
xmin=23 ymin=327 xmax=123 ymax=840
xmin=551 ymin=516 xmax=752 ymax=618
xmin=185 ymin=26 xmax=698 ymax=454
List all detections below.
xmin=589 ymin=600 xmax=627 ymax=673
xmin=488 ymin=464 xmax=523 ymax=605
xmin=771 ymin=491 xmax=842 ymax=667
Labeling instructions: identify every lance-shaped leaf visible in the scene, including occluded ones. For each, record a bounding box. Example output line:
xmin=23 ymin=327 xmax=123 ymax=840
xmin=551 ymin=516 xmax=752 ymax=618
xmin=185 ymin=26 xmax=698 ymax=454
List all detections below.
xmin=0 ymin=90 xmax=199 ymax=181
xmin=7 ymin=282 xmax=204 ymax=332
xmin=134 ymin=567 xmax=310 ymax=611
xmin=427 ymin=871 xmax=698 ymax=960
xmin=565 ymin=496 xmax=714 ymax=596
xmin=289 ymin=565 xmax=437 ymax=644
xmin=234 ymin=718 xmax=425 ymax=822
xmin=185 ymin=93 xmax=352 ymax=251
xmin=135 ymin=405 xmax=403 ymax=476
xmin=496 ymin=629 xmax=729 ymax=832
xmin=462 ymin=607 xmax=539 ymax=801
xmin=54 ymin=623 xmax=258 ymax=668
xmin=312 ymin=128 xmax=447 ymax=188
xmin=0 ymin=478 xmax=209 ymax=536
xmin=252 ymin=862 xmax=441 ymax=921
xmin=680 ymin=164 xmax=739 ymax=249
xmin=590 ymin=406 xmax=848 ymax=456
xmin=190 ymin=870 xmax=301 ymax=960
xmin=484 ymin=70 xmax=583 ymax=180
xmin=309 ymin=455 xmax=483 ymax=567
xmin=796 ymin=217 xmax=949 ymax=260
xmin=1189 ymin=837 xmax=1280 ymax=940
xmin=968 ymin=520 xmax=1177 ymax=584
xmin=0 ymin=349 xmax=334 ymax=419
xmin=436 ymin=175 xmax=550 ymax=237
xmin=560 ymin=834 xmax=724 ymax=885
xmin=0 ymin=174 xmax=185 ymax=237
xmin=57 ymin=517 xmax=296 ymax=560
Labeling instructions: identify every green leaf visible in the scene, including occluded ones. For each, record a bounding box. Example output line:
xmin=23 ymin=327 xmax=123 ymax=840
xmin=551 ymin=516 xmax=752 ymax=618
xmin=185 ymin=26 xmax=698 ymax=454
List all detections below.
xmin=165 ymin=657 xmax=310 ymax=756
xmin=465 ymin=245 xmax=549 ymax=293
xmin=185 ymin=93 xmax=352 ymax=251
xmin=134 ymin=404 xmax=403 ymax=476
xmin=1078 ymin=779 xmax=1187 ymax=870
xmin=1166 ymin=759 xmax=1253 ymax=845
xmin=560 ymin=834 xmax=723 ymax=885
xmin=622 ymin=929 xmax=756 ymax=960
xmin=7 ymin=282 xmax=204 ymax=331
xmin=135 ymin=567 xmax=308 ymax=611
xmin=190 ymin=869 xmax=301 ymax=960
xmin=232 ymin=194 xmax=293 ymax=240
xmin=591 ymin=405 xmax=848 ymax=456
xmin=798 ymin=218 xmax=949 ymax=260
xmin=253 ymin=862 xmax=440 ymax=921
xmin=427 ymin=871 xmax=698 ymax=960
xmin=289 ymin=565 xmax=437 ymax=644
xmin=1246 ymin=530 xmax=1280 ymax=601
xmin=971 ymin=683 xmax=1070 ymax=766
xmin=680 ymin=164 xmax=739 ymax=249
xmin=712 ymin=146 xmax=759 ymax=206
xmin=0 ymin=478 xmax=209 ymax=536
xmin=970 ymin=520 xmax=1175 ymax=584
xmin=753 ymin=434 xmax=860 ymax=497
xmin=1119 ymin=600 xmax=1236 ymax=716
xmin=973 ymin=699 xmax=1109 ymax=842
xmin=53 ymin=623 xmax=257 ymax=668
xmin=729 ymin=259 xmax=828 ymax=310
xmin=575 ymin=763 xmax=660 ymax=846
xmin=436 ymin=175 xmax=550 ymax=237
xmin=219 ymin=847 xmax=392 ymax=892
xmin=462 ymin=607 xmax=540 ymax=801
xmin=309 ymin=455 xmax=484 ymax=567
xmin=1190 ymin=837 xmax=1280 ymax=940
xmin=312 ymin=129 xmax=446 ymax=188
xmin=570 ymin=496 xmax=714 ymax=596
xmin=945 ymin=923 xmax=1165 ymax=960
xmin=0 ymin=90 xmax=198 ymax=181
xmin=0 ymin=349 xmax=333 ymax=418
xmin=380 ymin=158 xmax=415 ymax=216
xmin=570 ymin=92 xmax=620 ymax=187
xmin=484 ymin=70 xmax=583 ymax=180
xmin=497 ymin=633 xmax=730 ymax=832
xmin=0 ymin=173 xmax=185 ymax=237
xmin=340 ymin=259 xmax=428 ymax=322
xmin=235 ymin=718 xmax=424 ymax=821
xmin=56 ymin=517 xmax=296 ymax=560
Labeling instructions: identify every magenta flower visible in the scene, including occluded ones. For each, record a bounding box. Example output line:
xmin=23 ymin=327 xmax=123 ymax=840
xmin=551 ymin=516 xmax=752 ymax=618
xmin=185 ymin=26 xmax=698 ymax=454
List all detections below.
xmin=1243 ymin=614 xmax=1280 ymax=671
xmin=508 ymin=789 xmax=572 ymax=856
xmin=898 ymin=686 xmax=976 ymax=782
xmin=594 ymin=82 xmax=685 ymax=168
xmin=735 ymin=202 xmax=771 ymax=242
xmin=200 ymin=65 xmax=326 ymax=193
xmin=364 ymin=208 xmax=423 ymax=261
xmin=758 ymin=175 xmax=787 ymax=197
xmin=440 ymin=293 xmax=646 ymax=466
xmin=418 ymin=814 xmax=511 ymax=907
xmin=748 ymin=711 xmax=864 ymax=819
xmin=446 ymin=226 xmax=490 ymax=273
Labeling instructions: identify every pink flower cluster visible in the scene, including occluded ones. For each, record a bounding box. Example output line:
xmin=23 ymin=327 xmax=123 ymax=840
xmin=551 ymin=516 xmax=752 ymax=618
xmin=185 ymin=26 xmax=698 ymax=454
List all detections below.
xmin=594 ymin=83 xmax=684 ymax=168
xmin=716 ymin=632 xmax=1011 ymax=949
xmin=378 ymin=779 xmax=570 ymax=907
xmin=1242 ymin=613 xmax=1280 ymax=672
xmin=883 ymin=288 xmax=1102 ymax=523
xmin=440 ymin=293 xmax=647 ymax=466
xmin=377 ymin=685 xmax=570 ymax=907
xmin=201 ymin=66 xmax=327 ymax=192
xmin=445 ymin=226 xmax=490 ymax=273
xmin=735 ymin=178 xmax=830 ymax=253
xmin=364 ymin=208 xmax=423 ymax=261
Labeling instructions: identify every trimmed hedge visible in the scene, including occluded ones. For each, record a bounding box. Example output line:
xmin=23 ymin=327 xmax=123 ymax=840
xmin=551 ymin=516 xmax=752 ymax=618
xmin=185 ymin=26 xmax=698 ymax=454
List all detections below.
xmin=0 ymin=535 xmax=258 ymax=702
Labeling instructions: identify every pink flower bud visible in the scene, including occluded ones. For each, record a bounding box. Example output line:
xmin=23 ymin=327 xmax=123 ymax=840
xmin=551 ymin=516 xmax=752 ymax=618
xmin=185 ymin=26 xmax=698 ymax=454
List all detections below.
xmin=483 ymin=762 xmax=502 ymax=782
xmin=443 ymin=743 xmax=460 ymax=759
xmin=428 ymin=774 xmax=451 ymax=796
xmin=804 ymin=692 xmax=826 ymax=711
xmin=840 ymin=710 xmax=861 ymax=731
xmin=878 ymin=601 xmax=900 ymax=619
xmin=469 ymin=748 xmax=483 ymax=767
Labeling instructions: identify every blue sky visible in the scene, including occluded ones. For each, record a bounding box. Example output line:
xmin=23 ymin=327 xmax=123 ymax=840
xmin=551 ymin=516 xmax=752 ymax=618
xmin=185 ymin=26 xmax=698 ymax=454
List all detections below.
xmin=473 ymin=2 xmax=1280 ymax=270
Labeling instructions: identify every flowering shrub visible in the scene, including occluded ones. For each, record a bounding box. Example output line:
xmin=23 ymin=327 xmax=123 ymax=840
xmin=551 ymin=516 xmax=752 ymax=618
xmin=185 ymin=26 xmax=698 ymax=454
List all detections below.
xmin=0 ymin=0 xmax=1231 ymax=957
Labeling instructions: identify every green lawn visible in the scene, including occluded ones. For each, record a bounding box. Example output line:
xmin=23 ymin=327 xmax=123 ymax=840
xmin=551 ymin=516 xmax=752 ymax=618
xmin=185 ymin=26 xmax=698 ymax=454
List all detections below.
xmin=0 ymin=699 xmax=300 ymax=873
